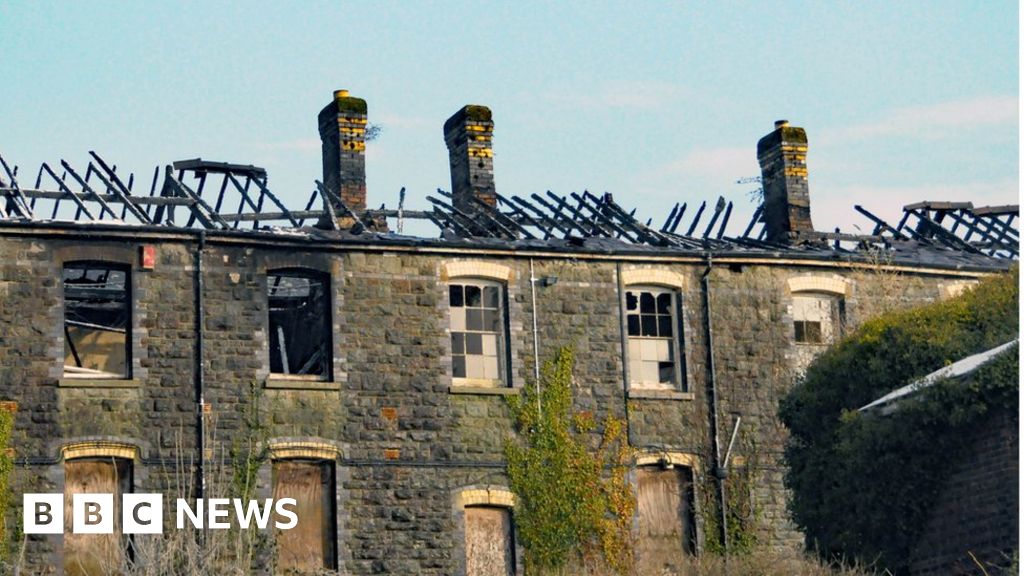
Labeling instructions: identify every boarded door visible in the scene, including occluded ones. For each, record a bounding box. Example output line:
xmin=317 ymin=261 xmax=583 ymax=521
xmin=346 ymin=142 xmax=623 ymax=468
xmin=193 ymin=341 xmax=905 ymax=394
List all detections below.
xmin=273 ymin=460 xmax=336 ymax=574
xmin=64 ymin=458 xmax=131 ymax=576
xmin=636 ymin=467 xmax=695 ymax=574
xmin=465 ymin=506 xmax=514 ymax=576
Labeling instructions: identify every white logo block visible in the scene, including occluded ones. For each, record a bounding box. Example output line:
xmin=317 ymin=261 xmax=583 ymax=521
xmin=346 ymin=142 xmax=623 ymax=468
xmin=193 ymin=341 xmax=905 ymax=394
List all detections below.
xmin=73 ymin=493 xmax=114 ymax=534
xmin=23 ymin=494 xmax=63 ymax=534
xmin=123 ymin=494 xmax=163 ymax=534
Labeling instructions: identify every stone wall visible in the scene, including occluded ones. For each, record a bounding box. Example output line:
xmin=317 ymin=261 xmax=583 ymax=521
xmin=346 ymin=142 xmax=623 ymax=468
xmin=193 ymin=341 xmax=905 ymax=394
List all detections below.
xmin=909 ymin=407 xmax=1018 ymax=575
xmin=0 ymin=230 xmax=985 ymax=574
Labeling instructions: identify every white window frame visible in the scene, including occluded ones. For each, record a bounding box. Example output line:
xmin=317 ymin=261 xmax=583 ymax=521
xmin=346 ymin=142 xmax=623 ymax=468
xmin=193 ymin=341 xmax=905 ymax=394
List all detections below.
xmin=448 ymin=278 xmax=509 ymax=388
xmin=791 ymin=292 xmax=841 ymax=346
xmin=624 ymin=285 xmax=685 ymax=391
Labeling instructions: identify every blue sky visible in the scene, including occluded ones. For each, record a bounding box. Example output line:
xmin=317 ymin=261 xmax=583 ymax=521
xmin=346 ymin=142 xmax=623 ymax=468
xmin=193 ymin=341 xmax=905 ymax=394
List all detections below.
xmin=1 ymin=1 xmax=1017 ymax=236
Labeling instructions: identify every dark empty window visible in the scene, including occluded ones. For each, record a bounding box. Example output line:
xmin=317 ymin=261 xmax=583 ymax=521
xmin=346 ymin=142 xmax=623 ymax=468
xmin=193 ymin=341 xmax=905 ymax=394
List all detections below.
xmin=63 ymin=262 xmax=130 ymax=378
xmin=626 ymin=287 xmax=682 ymax=389
xmin=449 ymin=281 xmax=506 ymax=385
xmin=273 ymin=460 xmax=337 ymax=573
xmin=268 ymin=271 xmax=329 ymax=378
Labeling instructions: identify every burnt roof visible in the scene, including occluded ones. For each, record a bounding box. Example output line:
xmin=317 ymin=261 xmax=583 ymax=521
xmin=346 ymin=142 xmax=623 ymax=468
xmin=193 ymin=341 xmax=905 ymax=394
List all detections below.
xmin=0 ymin=153 xmax=1017 ymax=272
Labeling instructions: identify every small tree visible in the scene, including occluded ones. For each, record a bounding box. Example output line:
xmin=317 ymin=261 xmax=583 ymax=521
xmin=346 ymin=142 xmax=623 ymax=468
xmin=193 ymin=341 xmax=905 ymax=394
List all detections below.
xmin=504 ymin=347 xmax=636 ymax=575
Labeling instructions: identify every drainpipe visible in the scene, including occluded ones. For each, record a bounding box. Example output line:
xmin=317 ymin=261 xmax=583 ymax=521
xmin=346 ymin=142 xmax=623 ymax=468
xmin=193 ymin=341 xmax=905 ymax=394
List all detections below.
xmin=701 ymin=252 xmax=729 ymax=557
xmin=529 ymin=258 xmax=541 ymax=419
xmin=193 ymin=231 xmax=206 ymax=504
xmin=615 ymin=262 xmax=633 ymax=446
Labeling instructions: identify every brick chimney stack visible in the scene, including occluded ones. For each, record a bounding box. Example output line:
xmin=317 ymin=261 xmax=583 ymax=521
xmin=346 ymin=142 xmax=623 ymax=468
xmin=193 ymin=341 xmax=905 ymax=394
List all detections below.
xmin=757 ymin=120 xmax=814 ymax=243
xmin=319 ymin=89 xmax=367 ymax=221
xmin=444 ymin=105 xmax=496 ymax=214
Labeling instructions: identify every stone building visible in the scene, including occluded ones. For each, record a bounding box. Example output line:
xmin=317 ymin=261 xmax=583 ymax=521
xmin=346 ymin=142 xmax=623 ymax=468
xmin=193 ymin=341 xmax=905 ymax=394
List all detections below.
xmin=859 ymin=341 xmax=1019 ymax=575
xmin=0 ymin=90 xmax=1016 ymax=575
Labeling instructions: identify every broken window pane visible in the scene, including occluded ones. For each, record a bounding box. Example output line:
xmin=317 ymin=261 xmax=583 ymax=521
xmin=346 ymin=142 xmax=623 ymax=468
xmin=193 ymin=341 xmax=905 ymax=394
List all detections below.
xmin=64 ymin=458 xmax=131 ymax=576
xmin=465 ymin=506 xmax=515 ymax=576
xmin=626 ymin=287 xmax=683 ymax=389
xmin=63 ymin=262 xmax=129 ymax=378
xmin=269 ymin=271 xmax=330 ymax=377
xmin=273 ymin=460 xmax=336 ymax=573
xmin=626 ymin=291 xmax=638 ymax=311
xmin=450 ymin=280 xmax=506 ymax=386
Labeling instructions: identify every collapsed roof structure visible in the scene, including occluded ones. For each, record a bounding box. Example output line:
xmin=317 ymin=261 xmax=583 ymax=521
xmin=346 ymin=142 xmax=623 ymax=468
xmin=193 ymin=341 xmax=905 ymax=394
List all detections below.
xmin=0 ymin=93 xmax=1017 ymax=271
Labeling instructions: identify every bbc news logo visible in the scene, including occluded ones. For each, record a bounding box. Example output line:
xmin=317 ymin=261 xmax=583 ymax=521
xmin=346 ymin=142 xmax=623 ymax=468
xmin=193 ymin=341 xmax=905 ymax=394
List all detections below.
xmin=24 ymin=494 xmax=298 ymax=534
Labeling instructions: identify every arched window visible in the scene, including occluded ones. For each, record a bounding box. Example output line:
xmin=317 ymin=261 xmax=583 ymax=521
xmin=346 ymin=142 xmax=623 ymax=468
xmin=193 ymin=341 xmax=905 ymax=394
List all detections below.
xmin=625 ymin=285 xmax=685 ymax=390
xmin=449 ymin=279 xmax=507 ymax=386
xmin=786 ymin=275 xmax=848 ymax=346
xmin=267 ymin=269 xmax=330 ymax=379
xmin=63 ymin=261 xmax=130 ymax=379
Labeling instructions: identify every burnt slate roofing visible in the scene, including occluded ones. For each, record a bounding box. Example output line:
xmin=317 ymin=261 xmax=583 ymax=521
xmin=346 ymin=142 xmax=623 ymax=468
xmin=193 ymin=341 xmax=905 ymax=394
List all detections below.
xmin=0 ymin=154 xmax=1017 ymax=272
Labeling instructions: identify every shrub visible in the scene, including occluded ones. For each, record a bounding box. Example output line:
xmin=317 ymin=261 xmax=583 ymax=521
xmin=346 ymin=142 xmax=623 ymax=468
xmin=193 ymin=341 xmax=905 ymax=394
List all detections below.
xmin=504 ymin=347 xmax=636 ymax=575
xmin=780 ymin=268 xmax=1018 ymax=573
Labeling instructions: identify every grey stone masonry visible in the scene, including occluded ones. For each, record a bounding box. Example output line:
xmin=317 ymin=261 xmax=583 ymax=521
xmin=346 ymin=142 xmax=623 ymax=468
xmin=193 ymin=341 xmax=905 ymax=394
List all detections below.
xmin=0 ymin=225 xmax=1000 ymax=575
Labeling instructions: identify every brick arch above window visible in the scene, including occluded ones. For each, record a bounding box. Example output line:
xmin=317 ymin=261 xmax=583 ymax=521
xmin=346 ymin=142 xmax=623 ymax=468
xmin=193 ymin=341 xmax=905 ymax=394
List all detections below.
xmin=61 ymin=440 xmax=141 ymax=461
xmin=442 ymin=260 xmax=513 ymax=282
xmin=454 ymin=485 xmax=517 ymax=509
xmin=787 ymin=275 xmax=851 ymax=296
xmin=635 ymin=451 xmax=701 ymax=472
xmin=621 ymin=268 xmax=687 ymax=290
xmin=269 ymin=440 xmax=339 ymax=461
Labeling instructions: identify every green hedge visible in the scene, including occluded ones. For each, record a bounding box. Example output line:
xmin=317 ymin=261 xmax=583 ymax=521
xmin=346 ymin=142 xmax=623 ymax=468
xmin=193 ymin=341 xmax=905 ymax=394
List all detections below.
xmin=779 ymin=268 xmax=1018 ymax=573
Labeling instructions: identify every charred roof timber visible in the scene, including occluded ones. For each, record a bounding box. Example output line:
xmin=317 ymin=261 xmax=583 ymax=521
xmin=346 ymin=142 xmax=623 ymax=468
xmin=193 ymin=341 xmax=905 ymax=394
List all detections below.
xmin=0 ymin=91 xmax=1017 ymax=268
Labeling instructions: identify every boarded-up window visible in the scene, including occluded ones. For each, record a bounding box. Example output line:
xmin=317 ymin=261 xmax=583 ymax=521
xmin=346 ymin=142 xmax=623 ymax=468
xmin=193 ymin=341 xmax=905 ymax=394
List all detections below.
xmin=63 ymin=263 xmax=130 ymax=378
xmin=465 ymin=506 xmax=515 ymax=576
xmin=268 ymin=271 xmax=330 ymax=378
xmin=273 ymin=460 xmax=336 ymax=574
xmin=636 ymin=466 xmax=694 ymax=574
xmin=64 ymin=458 xmax=131 ymax=576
